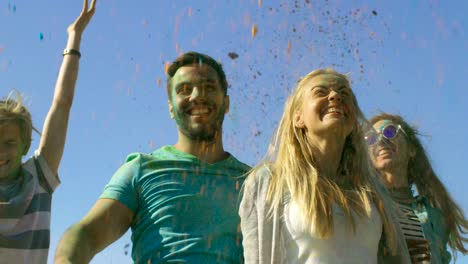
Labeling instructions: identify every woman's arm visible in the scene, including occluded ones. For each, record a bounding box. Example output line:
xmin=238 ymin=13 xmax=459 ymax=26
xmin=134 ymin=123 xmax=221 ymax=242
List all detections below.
xmin=239 ymin=176 xmax=261 ymax=263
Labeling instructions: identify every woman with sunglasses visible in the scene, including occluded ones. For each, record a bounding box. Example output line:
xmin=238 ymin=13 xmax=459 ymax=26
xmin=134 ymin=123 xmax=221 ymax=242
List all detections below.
xmin=367 ymin=113 xmax=468 ymax=263
xmin=239 ymin=69 xmax=411 ymax=264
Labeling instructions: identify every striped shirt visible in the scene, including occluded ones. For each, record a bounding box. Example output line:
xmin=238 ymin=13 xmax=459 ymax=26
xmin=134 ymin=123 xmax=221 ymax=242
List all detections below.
xmin=396 ymin=202 xmax=426 ymax=241
xmin=0 ymin=151 xmax=60 ymax=264
xmin=389 ymin=188 xmax=426 ymax=242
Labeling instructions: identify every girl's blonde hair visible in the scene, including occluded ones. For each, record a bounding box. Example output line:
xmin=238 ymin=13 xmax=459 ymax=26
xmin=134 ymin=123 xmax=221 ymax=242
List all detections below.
xmin=250 ymin=68 xmax=405 ymax=255
xmin=370 ymin=113 xmax=468 ymax=258
xmin=0 ymin=90 xmax=36 ymax=155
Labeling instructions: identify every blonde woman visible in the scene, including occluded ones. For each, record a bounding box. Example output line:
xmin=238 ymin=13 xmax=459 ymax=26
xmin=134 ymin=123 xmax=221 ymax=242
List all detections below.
xmin=367 ymin=113 xmax=468 ymax=263
xmin=239 ymin=69 xmax=411 ymax=263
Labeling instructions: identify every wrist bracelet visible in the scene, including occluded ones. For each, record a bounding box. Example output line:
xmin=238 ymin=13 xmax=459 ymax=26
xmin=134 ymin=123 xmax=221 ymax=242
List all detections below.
xmin=62 ymin=49 xmax=81 ymax=58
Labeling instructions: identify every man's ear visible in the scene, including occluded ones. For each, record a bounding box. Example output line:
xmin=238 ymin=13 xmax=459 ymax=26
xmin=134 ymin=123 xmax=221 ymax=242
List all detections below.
xmin=168 ymin=100 xmax=174 ymax=119
xmin=224 ymin=95 xmax=230 ymax=114
xmin=294 ymin=111 xmax=304 ymax=128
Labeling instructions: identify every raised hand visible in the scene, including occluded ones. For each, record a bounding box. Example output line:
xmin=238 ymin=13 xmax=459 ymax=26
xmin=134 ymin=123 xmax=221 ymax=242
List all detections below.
xmin=67 ymin=0 xmax=97 ymax=35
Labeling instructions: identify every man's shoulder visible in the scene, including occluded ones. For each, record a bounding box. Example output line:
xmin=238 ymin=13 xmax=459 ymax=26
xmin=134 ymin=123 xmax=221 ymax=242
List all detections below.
xmin=120 ymin=146 xmax=200 ymax=177
xmin=123 ymin=148 xmax=252 ymax=177
xmin=125 ymin=146 xmax=175 ymax=163
xmin=225 ymin=154 xmax=251 ymax=173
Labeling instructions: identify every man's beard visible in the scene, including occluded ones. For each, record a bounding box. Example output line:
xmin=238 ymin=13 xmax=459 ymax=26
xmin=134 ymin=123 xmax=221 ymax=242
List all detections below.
xmin=174 ymin=102 xmax=226 ymax=142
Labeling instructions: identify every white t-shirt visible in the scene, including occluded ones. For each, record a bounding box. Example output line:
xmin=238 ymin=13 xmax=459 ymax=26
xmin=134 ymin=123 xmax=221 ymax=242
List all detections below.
xmin=283 ymin=201 xmax=382 ymax=264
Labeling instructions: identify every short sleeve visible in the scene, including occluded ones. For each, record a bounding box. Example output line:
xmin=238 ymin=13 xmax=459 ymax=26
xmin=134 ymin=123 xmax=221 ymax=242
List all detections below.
xmin=33 ymin=150 xmax=60 ymax=192
xmin=100 ymin=153 xmax=142 ymax=213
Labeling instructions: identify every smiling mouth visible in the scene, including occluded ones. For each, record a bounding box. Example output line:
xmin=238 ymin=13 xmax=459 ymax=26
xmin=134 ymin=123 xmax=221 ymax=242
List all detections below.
xmin=376 ymin=147 xmax=394 ymax=157
xmin=322 ymin=107 xmax=345 ymax=118
xmin=185 ymin=107 xmax=213 ymax=120
xmin=186 ymin=105 xmax=212 ymax=116
xmin=190 ymin=109 xmax=209 ymax=115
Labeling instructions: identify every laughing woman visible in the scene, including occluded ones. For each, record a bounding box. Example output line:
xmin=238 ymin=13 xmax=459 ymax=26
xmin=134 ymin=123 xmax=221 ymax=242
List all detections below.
xmin=367 ymin=113 xmax=468 ymax=263
xmin=239 ymin=68 xmax=410 ymax=264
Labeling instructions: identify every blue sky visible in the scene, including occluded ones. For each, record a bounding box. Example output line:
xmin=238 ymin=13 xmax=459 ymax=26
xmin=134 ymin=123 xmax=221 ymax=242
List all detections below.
xmin=1 ymin=0 xmax=467 ymax=263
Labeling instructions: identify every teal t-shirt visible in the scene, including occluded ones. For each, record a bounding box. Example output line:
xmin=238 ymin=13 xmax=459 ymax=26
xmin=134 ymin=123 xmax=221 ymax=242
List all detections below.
xmin=100 ymin=146 xmax=250 ymax=264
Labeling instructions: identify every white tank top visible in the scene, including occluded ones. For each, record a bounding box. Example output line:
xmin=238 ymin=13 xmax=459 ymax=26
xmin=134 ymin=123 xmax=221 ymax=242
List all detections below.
xmin=284 ymin=201 xmax=382 ymax=264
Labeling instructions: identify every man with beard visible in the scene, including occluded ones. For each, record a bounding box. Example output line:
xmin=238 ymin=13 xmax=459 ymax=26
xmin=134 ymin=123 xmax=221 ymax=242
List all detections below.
xmin=54 ymin=52 xmax=250 ymax=264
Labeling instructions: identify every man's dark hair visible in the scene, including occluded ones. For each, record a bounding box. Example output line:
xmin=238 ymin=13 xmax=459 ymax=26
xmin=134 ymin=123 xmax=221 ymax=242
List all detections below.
xmin=166 ymin=52 xmax=228 ymax=97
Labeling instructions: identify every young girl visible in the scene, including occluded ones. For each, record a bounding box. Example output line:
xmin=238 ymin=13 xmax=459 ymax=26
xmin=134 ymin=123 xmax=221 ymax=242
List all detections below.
xmin=0 ymin=1 xmax=96 ymax=262
xmin=240 ymin=69 xmax=411 ymax=263
xmin=367 ymin=113 xmax=468 ymax=263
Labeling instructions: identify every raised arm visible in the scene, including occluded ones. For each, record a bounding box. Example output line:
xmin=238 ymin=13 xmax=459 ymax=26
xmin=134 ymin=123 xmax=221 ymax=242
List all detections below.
xmin=39 ymin=0 xmax=96 ymax=175
xmin=54 ymin=198 xmax=134 ymax=264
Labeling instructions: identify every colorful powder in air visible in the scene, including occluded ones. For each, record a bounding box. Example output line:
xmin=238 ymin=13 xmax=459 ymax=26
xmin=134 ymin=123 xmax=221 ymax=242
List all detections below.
xmin=228 ymin=52 xmax=239 ymax=60
xmin=8 ymin=3 xmax=16 ymax=13
xmin=164 ymin=62 xmax=170 ymax=74
xmin=251 ymin=24 xmax=258 ymax=38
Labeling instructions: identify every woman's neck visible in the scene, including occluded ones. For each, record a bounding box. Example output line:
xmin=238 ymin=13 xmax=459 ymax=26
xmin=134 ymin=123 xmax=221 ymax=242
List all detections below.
xmin=380 ymin=167 xmax=409 ymax=189
xmin=309 ymin=135 xmax=345 ymax=178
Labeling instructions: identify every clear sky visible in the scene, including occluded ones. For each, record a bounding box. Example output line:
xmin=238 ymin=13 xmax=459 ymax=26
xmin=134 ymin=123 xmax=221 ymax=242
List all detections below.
xmin=1 ymin=0 xmax=467 ymax=263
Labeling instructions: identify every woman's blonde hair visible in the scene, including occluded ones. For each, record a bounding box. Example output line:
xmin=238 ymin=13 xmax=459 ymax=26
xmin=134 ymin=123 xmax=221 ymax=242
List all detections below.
xmin=0 ymin=90 xmax=36 ymax=155
xmin=369 ymin=113 xmax=468 ymax=257
xmin=250 ymin=68 xmax=404 ymax=255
